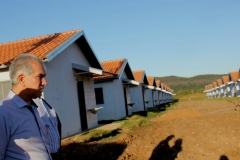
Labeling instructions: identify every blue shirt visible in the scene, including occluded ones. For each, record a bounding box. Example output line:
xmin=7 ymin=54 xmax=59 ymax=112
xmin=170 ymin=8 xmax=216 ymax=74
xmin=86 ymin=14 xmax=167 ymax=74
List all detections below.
xmin=0 ymin=90 xmax=51 ymax=160
xmin=33 ymin=98 xmax=60 ymax=153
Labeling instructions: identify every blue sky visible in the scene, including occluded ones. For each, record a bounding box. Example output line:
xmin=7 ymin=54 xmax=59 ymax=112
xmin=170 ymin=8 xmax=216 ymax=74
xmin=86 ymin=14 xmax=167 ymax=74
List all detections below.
xmin=0 ymin=1 xmax=239 ymax=77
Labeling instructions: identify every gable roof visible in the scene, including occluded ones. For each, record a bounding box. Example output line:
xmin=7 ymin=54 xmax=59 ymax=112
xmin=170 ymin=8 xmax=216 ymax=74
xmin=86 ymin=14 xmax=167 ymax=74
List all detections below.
xmin=132 ymin=70 xmax=149 ymax=85
xmin=0 ymin=29 xmax=102 ymax=69
xmin=229 ymin=71 xmax=238 ymax=82
xmin=213 ymin=82 xmax=217 ymax=88
xmin=217 ymin=79 xmax=223 ymax=86
xmin=94 ymin=58 xmax=135 ymax=81
xmin=147 ymin=76 xmax=156 ymax=87
xmin=222 ymin=76 xmax=230 ymax=84
xmin=210 ymin=84 xmax=213 ymax=89
xmin=155 ymin=80 xmax=160 ymax=88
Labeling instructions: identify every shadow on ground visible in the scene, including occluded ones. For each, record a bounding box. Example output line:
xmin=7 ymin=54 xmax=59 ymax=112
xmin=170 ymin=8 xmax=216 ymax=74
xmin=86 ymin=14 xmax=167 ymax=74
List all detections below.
xmin=61 ymin=141 xmax=127 ymax=160
xmin=149 ymin=135 xmax=182 ymax=160
xmin=219 ymin=155 xmax=229 ymax=160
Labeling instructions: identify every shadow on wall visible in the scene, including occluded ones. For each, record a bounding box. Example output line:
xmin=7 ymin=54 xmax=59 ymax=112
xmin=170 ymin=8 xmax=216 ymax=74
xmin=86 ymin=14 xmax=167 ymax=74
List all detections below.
xmin=61 ymin=142 xmax=127 ymax=160
xmin=149 ymin=135 xmax=182 ymax=160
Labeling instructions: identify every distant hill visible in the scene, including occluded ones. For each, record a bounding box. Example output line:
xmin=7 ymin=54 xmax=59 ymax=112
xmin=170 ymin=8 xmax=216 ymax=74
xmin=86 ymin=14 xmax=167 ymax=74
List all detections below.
xmin=155 ymin=74 xmax=226 ymax=92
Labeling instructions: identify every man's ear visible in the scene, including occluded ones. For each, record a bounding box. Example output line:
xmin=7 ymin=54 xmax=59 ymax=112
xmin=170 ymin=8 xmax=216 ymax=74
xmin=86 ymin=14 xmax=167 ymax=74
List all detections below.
xmin=18 ymin=74 xmax=25 ymax=86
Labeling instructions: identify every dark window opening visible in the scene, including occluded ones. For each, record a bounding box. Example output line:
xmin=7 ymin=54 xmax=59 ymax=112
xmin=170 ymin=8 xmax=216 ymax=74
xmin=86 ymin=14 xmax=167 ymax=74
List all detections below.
xmin=95 ymin=88 xmax=104 ymax=104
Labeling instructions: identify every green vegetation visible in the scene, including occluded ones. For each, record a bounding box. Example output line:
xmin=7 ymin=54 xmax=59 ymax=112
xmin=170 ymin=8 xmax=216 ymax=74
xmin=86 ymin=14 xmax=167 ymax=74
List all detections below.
xmin=64 ymin=101 xmax=177 ymax=143
xmin=155 ymin=74 xmax=226 ymax=92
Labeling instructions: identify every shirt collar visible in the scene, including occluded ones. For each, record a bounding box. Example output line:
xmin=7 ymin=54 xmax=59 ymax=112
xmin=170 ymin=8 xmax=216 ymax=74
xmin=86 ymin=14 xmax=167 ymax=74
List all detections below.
xmin=8 ymin=90 xmax=30 ymax=108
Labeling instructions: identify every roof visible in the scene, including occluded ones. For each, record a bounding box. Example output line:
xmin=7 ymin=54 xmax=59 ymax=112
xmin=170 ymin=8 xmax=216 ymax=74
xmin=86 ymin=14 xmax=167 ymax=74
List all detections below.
xmin=222 ymin=76 xmax=230 ymax=84
xmin=155 ymin=80 xmax=160 ymax=88
xmin=229 ymin=71 xmax=238 ymax=82
xmin=132 ymin=70 xmax=149 ymax=85
xmin=213 ymin=82 xmax=217 ymax=88
xmin=147 ymin=76 xmax=156 ymax=87
xmin=101 ymin=58 xmax=125 ymax=75
xmin=217 ymin=79 xmax=223 ymax=86
xmin=94 ymin=58 xmax=135 ymax=81
xmin=0 ymin=29 xmax=102 ymax=69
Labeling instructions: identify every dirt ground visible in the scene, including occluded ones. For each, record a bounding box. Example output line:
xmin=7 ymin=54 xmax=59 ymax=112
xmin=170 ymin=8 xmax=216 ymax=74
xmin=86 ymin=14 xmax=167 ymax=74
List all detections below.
xmin=61 ymin=96 xmax=240 ymax=160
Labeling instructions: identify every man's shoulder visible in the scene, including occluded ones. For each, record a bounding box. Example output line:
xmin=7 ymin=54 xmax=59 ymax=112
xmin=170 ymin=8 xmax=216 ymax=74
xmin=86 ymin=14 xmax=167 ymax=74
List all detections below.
xmin=0 ymin=97 xmax=15 ymax=112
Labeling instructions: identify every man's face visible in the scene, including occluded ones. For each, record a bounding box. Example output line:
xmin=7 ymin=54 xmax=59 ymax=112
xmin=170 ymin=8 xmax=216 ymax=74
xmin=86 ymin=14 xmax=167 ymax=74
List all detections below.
xmin=23 ymin=60 xmax=47 ymax=99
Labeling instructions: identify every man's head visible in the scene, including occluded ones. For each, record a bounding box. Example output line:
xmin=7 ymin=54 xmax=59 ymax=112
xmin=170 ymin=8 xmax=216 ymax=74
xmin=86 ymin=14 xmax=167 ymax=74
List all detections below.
xmin=9 ymin=53 xmax=47 ymax=100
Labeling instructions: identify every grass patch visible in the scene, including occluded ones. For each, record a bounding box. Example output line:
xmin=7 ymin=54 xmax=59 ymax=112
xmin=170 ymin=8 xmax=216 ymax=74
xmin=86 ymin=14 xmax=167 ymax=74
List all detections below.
xmin=65 ymin=129 xmax=121 ymax=143
xmin=62 ymin=101 xmax=178 ymax=144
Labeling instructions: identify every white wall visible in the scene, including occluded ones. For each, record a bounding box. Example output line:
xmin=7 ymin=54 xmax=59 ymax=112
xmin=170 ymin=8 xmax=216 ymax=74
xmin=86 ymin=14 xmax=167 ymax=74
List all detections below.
xmin=129 ymin=85 xmax=145 ymax=112
xmin=236 ymin=81 xmax=240 ymax=97
xmin=159 ymin=91 xmax=163 ymax=104
xmin=95 ymin=79 xmax=126 ymax=121
xmin=0 ymin=71 xmax=10 ymax=81
xmin=44 ymin=42 xmax=97 ymax=138
xmin=144 ymin=88 xmax=154 ymax=108
xmin=226 ymin=85 xmax=232 ymax=97
xmin=153 ymin=90 xmax=159 ymax=106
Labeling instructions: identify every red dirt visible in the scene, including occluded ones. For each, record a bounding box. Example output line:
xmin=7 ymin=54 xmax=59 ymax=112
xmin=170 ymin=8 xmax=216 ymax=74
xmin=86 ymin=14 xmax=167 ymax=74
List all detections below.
xmin=62 ymin=98 xmax=240 ymax=160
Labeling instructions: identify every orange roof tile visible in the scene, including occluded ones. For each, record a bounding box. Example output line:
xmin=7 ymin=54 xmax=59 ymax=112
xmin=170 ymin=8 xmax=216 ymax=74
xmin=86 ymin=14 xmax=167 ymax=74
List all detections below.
xmin=229 ymin=71 xmax=238 ymax=82
xmin=133 ymin=70 xmax=145 ymax=83
xmin=217 ymin=79 xmax=223 ymax=86
xmin=94 ymin=58 xmax=130 ymax=81
xmin=155 ymin=80 xmax=160 ymax=87
xmin=213 ymin=82 xmax=217 ymax=88
xmin=147 ymin=76 xmax=154 ymax=86
xmin=0 ymin=29 xmax=81 ymax=65
xmin=222 ymin=76 xmax=230 ymax=84
xmin=210 ymin=84 xmax=213 ymax=89
xmin=101 ymin=58 xmax=125 ymax=74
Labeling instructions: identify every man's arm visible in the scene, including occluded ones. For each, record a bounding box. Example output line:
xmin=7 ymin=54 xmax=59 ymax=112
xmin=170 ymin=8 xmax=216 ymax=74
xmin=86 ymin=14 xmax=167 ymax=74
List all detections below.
xmin=0 ymin=111 xmax=10 ymax=160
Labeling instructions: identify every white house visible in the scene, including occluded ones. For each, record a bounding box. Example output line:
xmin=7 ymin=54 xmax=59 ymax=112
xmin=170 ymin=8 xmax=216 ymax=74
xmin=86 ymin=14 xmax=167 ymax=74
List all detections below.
xmin=216 ymin=79 xmax=223 ymax=97
xmin=132 ymin=70 xmax=150 ymax=111
xmin=0 ymin=29 xmax=105 ymax=138
xmin=229 ymin=71 xmax=238 ymax=97
xmin=155 ymin=80 xmax=161 ymax=105
xmin=93 ymin=58 xmax=139 ymax=121
xmin=204 ymin=85 xmax=210 ymax=98
xmin=212 ymin=82 xmax=218 ymax=98
xmin=236 ymin=70 xmax=240 ymax=97
xmin=222 ymin=75 xmax=231 ymax=97
xmin=146 ymin=76 xmax=157 ymax=108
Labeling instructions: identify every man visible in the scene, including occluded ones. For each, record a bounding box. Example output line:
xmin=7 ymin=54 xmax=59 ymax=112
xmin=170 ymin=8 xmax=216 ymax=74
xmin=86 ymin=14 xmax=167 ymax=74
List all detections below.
xmin=0 ymin=54 xmax=60 ymax=160
xmin=32 ymin=98 xmax=61 ymax=160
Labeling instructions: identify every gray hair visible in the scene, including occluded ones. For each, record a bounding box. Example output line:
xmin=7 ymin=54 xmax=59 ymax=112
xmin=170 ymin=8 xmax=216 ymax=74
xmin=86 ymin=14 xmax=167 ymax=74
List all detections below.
xmin=9 ymin=53 xmax=46 ymax=85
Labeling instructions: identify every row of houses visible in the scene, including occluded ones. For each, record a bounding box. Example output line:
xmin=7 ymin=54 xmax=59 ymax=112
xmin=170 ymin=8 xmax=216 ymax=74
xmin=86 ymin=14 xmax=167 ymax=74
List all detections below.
xmin=204 ymin=70 xmax=240 ymax=98
xmin=0 ymin=29 xmax=174 ymax=138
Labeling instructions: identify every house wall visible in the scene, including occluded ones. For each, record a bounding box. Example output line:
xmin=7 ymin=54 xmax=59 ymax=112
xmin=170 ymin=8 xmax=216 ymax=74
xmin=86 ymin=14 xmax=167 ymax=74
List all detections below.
xmin=162 ymin=92 xmax=166 ymax=102
xmin=159 ymin=91 xmax=163 ymax=104
xmin=44 ymin=42 xmax=98 ymax=138
xmin=0 ymin=71 xmax=11 ymax=101
xmin=222 ymin=86 xmax=226 ymax=97
xmin=236 ymin=81 xmax=240 ymax=97
xmin=231 ymin=83 xmax=236 ymax=97
xmin=124 ymin=85 xmax=133 ymax=116
xmin=153 ymin=90 xmax=159 ymax=106
xmin=129 ymin=85 xmax=145 ymax=112
xmin=0 ymin=71 xmax=10 ymax=81
xmin=226 ymin=84 xmax=232 ymax=97
xmin=95 ymin=79 xmax=126 ymax=121
xmin=144 ymin=88 xmax=154 ymax=108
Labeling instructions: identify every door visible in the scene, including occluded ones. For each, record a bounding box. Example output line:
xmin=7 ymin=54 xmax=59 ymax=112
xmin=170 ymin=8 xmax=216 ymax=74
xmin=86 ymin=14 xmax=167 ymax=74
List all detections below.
xmin=142 ymin=88 xmax=146 ymax=110
xmin=77 ymin=81 xmax=88 ymax=131
xmin=123 ymin=87 xmax=129 ymax=116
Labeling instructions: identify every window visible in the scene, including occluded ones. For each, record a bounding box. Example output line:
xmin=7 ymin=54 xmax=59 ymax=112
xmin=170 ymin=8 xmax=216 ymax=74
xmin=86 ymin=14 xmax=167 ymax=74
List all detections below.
xmin=95 ymin=88 xmax=104 ymax=104
xmin=0 ymin=81 xmax=12 ymax=101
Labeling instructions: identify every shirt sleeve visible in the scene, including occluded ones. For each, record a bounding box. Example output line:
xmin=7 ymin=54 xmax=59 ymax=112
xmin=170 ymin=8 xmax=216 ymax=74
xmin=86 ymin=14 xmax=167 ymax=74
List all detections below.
xmin=0 ymin=111 xmax=10 ymax=160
